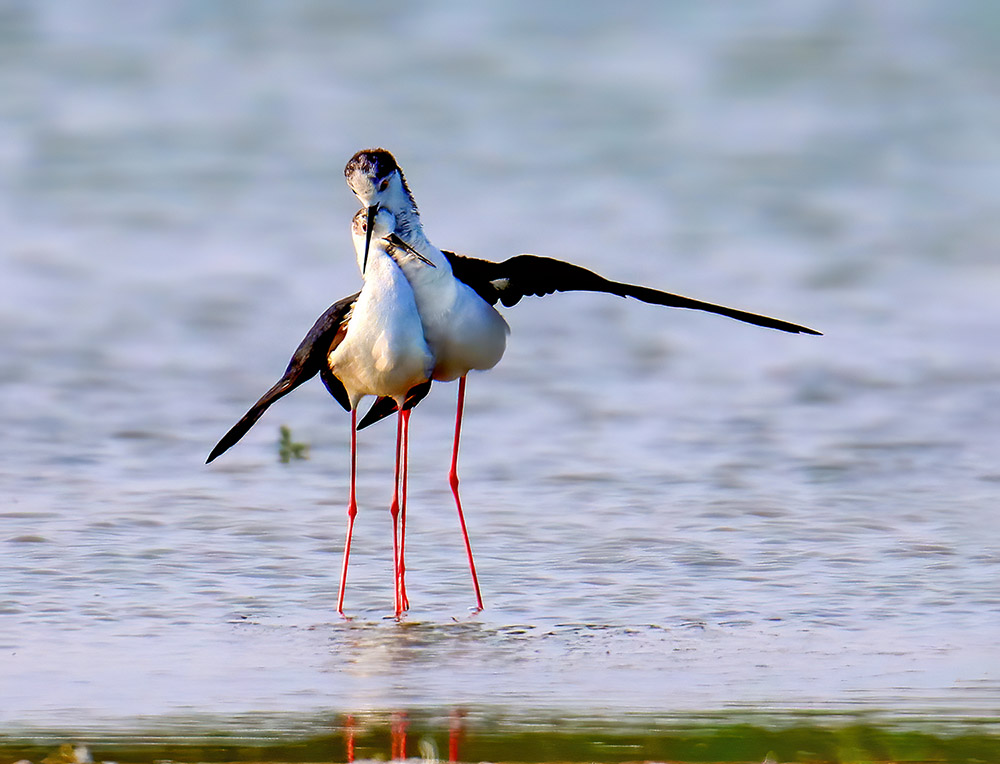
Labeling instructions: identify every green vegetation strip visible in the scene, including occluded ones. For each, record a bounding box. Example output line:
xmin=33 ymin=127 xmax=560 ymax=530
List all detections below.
xmin=3 ymin=711 xmax=1000 ymax=764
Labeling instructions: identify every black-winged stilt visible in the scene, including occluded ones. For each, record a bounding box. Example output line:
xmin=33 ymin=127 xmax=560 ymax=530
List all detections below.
xmin=208 ymin=149 xmax=821 ymax=618
xmin=342 ymin=148 xmax=821 ymax=614
xmin=208 ymin=207 xmax=434 ymax=616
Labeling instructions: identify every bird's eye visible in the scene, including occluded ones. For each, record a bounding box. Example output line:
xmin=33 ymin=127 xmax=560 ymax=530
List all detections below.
xmin=378 ymin=178 xmax=390 ymax=192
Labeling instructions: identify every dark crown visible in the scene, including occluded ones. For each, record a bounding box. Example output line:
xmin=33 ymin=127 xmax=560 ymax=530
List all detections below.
xmin=344 ymin=148 xmax=399 ymax=181
xmin=344 ymin=148 xmax=418 ymax=216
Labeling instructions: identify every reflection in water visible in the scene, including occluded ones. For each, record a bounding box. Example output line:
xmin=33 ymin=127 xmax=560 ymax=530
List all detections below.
xmin=343 ymin=714 xmax=354 ymax=762
xmin=340 ymin=709 xmax=465 ymax=763
xmin=449 ymin=709 xmax=466 ymax=763
xmin=390 ymin=711 xmax=407 ymax=761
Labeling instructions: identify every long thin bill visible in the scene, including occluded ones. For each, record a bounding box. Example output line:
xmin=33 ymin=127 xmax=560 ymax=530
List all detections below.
xmin=363 ymin=204 xmax=377 ymax=274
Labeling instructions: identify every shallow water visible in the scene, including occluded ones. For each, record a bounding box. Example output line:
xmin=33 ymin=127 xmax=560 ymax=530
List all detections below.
xmin=2 ymin=0 xmax=1000 ymax=755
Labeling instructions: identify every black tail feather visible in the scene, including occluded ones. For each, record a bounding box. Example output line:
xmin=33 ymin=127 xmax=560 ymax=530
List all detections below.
xmin=206 ymin=377 xmax=296 ymax=463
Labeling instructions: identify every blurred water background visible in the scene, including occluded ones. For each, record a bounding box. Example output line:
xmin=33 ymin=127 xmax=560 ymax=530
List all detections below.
xmin=2 ymin=0 xmax=999 ymax=757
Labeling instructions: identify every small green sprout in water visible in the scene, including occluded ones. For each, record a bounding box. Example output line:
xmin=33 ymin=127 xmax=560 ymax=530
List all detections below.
xmin=42 ymin=744 xmax=91 ymax=764
xmin=278 ymin=425 xmax=309 ymax=463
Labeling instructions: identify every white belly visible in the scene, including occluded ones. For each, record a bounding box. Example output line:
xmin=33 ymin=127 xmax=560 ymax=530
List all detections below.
xmin=428 ymin=281 xmax=508 ymax=381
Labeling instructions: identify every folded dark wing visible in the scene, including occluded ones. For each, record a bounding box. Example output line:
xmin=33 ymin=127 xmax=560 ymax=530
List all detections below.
xmin=206 ymin=292 xmax=358 ymax=463
xmin=356 ymin=381 xmax=433 ymax=431
xmin=444 ymin=251 xmax=821 ymax=335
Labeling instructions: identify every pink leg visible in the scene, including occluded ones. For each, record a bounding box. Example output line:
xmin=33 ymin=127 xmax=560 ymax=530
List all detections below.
xmin=390 ymin=410 xmax=403 ymax=616
xmin=450 ymin=375 xmax=484 ymax=611
xmin=337 ymin=408 xmax=359 ymax=617
xmin=398 ymin=408 xmax=411 ymax=612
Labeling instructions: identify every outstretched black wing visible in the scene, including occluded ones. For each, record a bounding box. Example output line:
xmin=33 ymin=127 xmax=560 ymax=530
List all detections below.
xmin=444 ymin=251 xmax=821 ymax=335
xmin=206 ymin=292 xmax=358 ymax=463
xmin=356 ymin=252 xmax=821 ymax=432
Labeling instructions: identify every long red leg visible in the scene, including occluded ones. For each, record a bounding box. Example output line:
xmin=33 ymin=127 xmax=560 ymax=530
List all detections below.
xmin=450 ymin=375 xmax=484 ymax=611
xmin=398 ymin=408 xmax=411 ymax=612
xmin=337 ymin=408 xmax=359 ymax=616
xmin=390 ymin=409 xmax=403 ymax=616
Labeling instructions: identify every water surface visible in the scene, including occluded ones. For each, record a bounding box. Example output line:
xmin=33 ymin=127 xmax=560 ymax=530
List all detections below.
xmin=2 ymin=0 xmax=999 ymax=755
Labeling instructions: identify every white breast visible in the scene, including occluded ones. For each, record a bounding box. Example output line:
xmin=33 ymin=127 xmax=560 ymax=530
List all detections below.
xmin=393 ymin=249 xmax=509 ymax=382
xmin=328 ymin=254 xmax=434 ymax=407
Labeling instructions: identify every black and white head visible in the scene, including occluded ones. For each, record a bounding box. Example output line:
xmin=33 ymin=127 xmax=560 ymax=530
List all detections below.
xmin=344 ymin=148 xmax=417 ymax=218
xmin=345 ymin=148 xmax=421 ymax=273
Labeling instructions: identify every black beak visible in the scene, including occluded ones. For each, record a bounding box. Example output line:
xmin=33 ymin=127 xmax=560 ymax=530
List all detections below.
xmin=388 ymin=233 xmax=436 ymax=267
xmin=362 ymin=204 xmax=378 ymax=274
